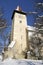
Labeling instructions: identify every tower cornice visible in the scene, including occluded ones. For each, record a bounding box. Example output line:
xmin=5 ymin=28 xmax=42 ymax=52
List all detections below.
xmin=11 ymin=10 xmax=27 ymax=19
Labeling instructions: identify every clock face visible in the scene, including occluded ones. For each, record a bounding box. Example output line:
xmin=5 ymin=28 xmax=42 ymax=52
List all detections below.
xmin=18 ymin=14 xmax=25 ymax=19
xmin=19 ymin=14 xmax=22 ymax=18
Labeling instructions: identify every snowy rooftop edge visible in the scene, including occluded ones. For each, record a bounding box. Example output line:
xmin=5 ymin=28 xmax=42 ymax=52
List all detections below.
xmin=8 ymin=41 xmax=15 ymax=48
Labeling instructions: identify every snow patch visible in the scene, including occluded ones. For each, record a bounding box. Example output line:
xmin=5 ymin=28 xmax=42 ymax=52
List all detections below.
xmin=0 ymin=58 xmax=43 ymax=65
xmin=8 ymin=41 xmax=15 ymax=48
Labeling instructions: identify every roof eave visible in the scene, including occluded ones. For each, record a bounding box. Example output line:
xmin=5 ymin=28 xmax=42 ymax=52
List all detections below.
xmin=11 ymin=10 xmax=27 ymax=19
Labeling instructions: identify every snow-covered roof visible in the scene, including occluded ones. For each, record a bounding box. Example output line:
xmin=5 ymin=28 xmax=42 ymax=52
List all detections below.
xmin=27 ymin=26 xmax=36 ymax=31
xmin=8 ymin=41 xmax=15 ymax=48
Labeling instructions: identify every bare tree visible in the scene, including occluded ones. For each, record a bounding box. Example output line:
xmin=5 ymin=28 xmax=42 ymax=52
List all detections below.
xmin=0 ymin=8 xmax=11 ymax=53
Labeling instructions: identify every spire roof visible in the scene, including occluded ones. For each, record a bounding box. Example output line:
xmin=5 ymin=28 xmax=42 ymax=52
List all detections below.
xmin=11 ymin=6 xmax=27 ymax=19
xmin=16 ymin=6 xmax=22 ymax=11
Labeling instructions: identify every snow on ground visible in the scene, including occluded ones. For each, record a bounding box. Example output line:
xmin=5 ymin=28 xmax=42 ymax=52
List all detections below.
xmin=0 ymin=58 xmax=43 ymax=65
xmin=0 ymin=55 xmax=2 ymax=60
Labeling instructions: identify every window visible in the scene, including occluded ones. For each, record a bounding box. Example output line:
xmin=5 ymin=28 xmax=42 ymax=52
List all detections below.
xmin=20 ymin=21 xmax=22 ymax=23
xmin=21 ymin=35 xmax=22 ymax=39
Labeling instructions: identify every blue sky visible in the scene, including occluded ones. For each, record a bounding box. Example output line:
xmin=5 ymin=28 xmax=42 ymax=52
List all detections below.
xmin=0 ymin=0 xmax=43 ymax=25
xmin=0 ymin=0 xmax=43 ymax=48
xmin=0 ymin=0 xmax=42 ymax=26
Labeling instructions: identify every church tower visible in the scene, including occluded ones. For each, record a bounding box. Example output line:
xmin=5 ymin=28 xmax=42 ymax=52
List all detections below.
xmin=11 ymin=6 xmax=28 ymax=59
